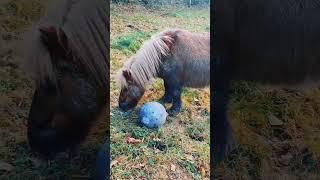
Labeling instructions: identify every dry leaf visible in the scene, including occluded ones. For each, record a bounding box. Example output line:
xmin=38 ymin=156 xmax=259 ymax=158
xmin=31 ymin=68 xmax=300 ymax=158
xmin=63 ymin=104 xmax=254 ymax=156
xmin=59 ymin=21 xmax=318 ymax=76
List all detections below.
xmin=187 ymin=155 xmax=194 ymax=161
xmin=111 ymin=156 xmax=127 ymax=167
xmin=154 ymin=148 xmax=161 ymax=154
xmin=170 ymin=164 xmax=176 ymax=171
xmin=132 ymin=163 xmax=146 ymax=169
xmin=199 ymin=165 xmax=206 ymax=177
xmin=268 ymin=114 xmax=283 ymax=126
xmin=111 ymin=160 xmax=119 ymax=167
xmin=126 ymin=137 xmax=142 ymax=145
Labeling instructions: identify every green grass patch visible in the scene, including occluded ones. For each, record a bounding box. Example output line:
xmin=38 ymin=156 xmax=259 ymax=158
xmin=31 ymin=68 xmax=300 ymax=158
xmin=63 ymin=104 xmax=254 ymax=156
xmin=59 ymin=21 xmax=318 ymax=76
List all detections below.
xmin=177 ymin=158 xmax=200 ymax=179
xmin=111 ymin=31 xmax=151 ymax=54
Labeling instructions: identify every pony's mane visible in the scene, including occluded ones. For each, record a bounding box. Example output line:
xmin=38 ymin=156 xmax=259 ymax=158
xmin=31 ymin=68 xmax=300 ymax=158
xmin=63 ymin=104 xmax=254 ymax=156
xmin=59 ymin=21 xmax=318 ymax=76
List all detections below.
xmin=117 ymin=29 xmax=176 ymax=88
xmin=23 ymin=0 xmax=109 ymax=88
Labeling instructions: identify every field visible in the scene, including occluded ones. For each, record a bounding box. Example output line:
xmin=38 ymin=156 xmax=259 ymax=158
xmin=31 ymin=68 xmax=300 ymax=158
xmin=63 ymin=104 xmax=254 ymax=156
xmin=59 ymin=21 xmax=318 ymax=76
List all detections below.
xmin=110 ymin=5 xmax=210 ymax=180
xmin=0 ymin=0 xmax=107 ymax=179
xmin=216 ymin=82 xmax=320 ymax=179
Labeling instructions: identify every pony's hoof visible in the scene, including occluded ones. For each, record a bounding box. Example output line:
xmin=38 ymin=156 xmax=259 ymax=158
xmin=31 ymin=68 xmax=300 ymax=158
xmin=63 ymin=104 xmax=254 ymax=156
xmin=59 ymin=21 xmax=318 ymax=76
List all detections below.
xmin=169 ymin=107 xmax=182 ymax=116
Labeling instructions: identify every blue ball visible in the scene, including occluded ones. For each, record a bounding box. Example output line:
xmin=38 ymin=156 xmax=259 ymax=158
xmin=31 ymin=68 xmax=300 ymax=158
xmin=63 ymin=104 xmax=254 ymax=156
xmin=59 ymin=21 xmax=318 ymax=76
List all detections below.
xmin=139 ymin=101 xmax=168 ymax=129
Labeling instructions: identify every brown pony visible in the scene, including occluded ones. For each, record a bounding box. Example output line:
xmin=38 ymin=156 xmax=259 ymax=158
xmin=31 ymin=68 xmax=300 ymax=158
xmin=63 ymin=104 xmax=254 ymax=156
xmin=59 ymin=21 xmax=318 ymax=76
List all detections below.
xmin=117 ymin=29 xmax=209 ymax=115
xmin=23 ymin=0 xmax=109 ymax=157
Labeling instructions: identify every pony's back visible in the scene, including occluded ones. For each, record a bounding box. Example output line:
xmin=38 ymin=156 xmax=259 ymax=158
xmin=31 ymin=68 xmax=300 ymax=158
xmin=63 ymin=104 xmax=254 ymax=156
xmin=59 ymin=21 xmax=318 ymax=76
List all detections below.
xmin=169 ymin=29 xmax=210 ymax=88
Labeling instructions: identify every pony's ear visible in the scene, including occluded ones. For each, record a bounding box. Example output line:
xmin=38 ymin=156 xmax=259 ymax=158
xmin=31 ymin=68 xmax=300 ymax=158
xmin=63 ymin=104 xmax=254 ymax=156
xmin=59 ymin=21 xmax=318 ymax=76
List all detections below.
xmin=122 ymin=70 xmax=132 ymax=81
xmin=39 ymin=26 xmax=68 ymax=55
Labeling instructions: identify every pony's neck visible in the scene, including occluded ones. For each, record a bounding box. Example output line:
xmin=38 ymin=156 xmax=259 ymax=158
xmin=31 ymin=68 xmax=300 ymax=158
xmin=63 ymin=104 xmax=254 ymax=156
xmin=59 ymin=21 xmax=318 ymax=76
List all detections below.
xmin=126 ymin=34 xmax=172 ymax=88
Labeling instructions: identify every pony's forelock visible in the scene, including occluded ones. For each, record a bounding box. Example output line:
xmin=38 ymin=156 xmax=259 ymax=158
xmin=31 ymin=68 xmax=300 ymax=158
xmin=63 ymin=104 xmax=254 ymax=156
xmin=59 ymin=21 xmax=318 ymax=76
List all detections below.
xmin=116 ymin=68 xmax=129 ymax=88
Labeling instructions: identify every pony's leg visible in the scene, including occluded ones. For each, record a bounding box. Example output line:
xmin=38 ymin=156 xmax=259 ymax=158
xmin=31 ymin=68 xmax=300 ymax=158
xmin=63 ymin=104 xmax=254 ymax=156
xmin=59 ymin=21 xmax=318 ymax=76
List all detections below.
xmin=159 ymin=79 xmax=173 ymax=103
xmin=169 ymin=84 xmax=182 ymax=115
xmin=161 ymin=73 xmax=182 ymax=115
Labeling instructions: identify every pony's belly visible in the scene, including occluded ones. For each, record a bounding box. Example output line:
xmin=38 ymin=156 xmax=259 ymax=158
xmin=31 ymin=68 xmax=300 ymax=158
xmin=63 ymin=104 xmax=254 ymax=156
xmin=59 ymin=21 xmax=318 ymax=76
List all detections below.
xmin=182 ymin=67 xmax=210 ymax=88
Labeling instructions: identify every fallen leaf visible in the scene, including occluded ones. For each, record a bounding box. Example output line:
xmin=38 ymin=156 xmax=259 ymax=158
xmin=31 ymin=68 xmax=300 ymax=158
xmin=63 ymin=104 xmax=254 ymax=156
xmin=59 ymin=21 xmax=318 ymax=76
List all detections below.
xmin=268 ymin=114 xmax=283 ymax=126
xmin=0 ymin=161 xmax=14 ymax=171
xmin=111 ymin=160 xmax=119 ymax=167
xmin=153 ymin=148 xmax=161 ymax=154
xmin=126 ymin=137 xmax=142 ymax=145
xmin=170 ymin=164 xmax=176 ymax=171
xmin=132 ymin=162 xmax=146 ymax=169
xmin=187 ymin=155 xmax=194 ymax=161
xmin=111 ymin=156 xmax=127 ymax=167
xmin=199 ymin=165 xmax=206 ymax=177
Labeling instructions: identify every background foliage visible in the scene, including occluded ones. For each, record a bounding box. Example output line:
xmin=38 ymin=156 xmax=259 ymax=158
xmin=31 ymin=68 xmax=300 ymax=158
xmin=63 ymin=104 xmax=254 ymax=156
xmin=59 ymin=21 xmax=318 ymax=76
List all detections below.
xmin=111 ymin=0 xmax=210 ymax=8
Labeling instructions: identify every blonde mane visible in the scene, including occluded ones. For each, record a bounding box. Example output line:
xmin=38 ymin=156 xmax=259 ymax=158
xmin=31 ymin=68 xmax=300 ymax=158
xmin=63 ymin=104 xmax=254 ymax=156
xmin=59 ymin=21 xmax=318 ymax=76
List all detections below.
xmin=117 ymin=30 xmax=175 ymax=88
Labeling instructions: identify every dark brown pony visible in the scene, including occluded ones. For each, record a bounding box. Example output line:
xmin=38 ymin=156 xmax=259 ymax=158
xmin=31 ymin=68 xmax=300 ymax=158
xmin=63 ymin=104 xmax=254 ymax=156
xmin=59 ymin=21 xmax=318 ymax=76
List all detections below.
xmin=117 ymin=29 xmax=210 ymax=115
xmin=213 ymin=0 xmax=320 ymax=166
xmin=23 ymin=0 xmax=109 ymax=157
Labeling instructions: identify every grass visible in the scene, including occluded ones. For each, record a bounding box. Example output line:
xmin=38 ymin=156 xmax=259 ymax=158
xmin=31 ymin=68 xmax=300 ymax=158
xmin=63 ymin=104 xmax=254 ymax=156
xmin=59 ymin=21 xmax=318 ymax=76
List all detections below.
xmin=0 ymin=0 xmax=44 ymax=32
xmin=215 ymin=82 xmax=320 ymax=179
xmin=110 ymin=4 xmax=210 ymax=180
xmin=111 ymin=31 xmax=151 ymax=54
